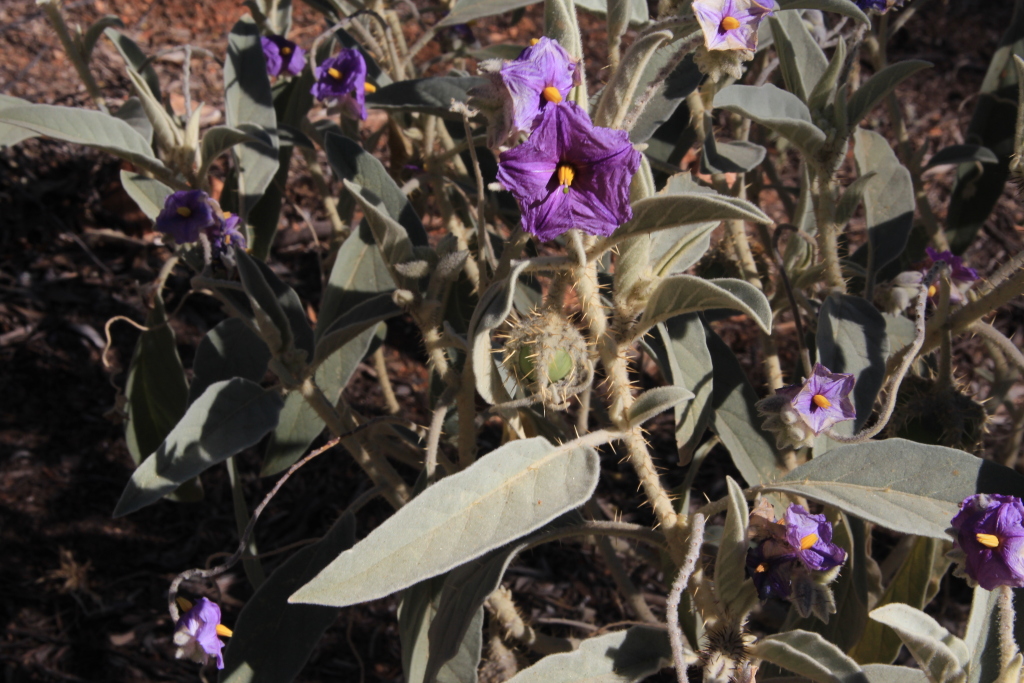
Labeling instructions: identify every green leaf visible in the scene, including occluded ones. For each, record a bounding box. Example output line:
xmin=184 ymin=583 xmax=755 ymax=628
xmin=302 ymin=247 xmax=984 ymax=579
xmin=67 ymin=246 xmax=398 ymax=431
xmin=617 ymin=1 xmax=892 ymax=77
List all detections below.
xmin=366 ymin=77 xmax=487 ymax=118
xmin=705 ymin=326 xmax=785 ymax=486
xmin=835 ymin=172 xmax=877 ymax=228
xmin=594 ymin=30 xmax=675 ymax=129
xmin=225 ymin=15 xmax=279 ymax=237
xmin=0 ymin=103 xmax=175 ymax=182
xmin=262 ymin=324 xmax=382 ymax=477
xmin=763 ymin=439 xmax=1024 ymax=538
xmin=504 ymin=627 xmax=673 ymax=683
xmin=324 ymin=133 xmax=427 ymax=245
xmin=868 ymin=604 xmax=969 ymax=683
xmin=715 ymin=477 xmax=758 ymax=619
xmin=637 ymin=276 xmax=772 ymax=336
xmin=614 ymin=192 xmax=772 ymax=243
xmin=342 ymin=178 xmax=421 ymax=283
xmin=658 ymin=315 xmax=714 ymax=459
xmin=469 ymin=260 xmax=530 ymax=404
xmin=714 ymin=84 xmax=827 ymax=155
xmin=629 ymin=44 xmax=703 ymax=145
xmin=701 ymin=133 xmax=766 ymax=175
xmin=81 ymin=15 xmax=124 ymax=61
xmin=777 ymin=0 xmax=869 ymax=24
xmin=189 ymin=318 xmax=271 ymax=405
xmin=0 ymin=95 xmax=36 ymax=147
xmin=816 ymin=293 xmax=889 ymax=436
xmin=104 ymin=27 xmax=162 ymax=101
xmin=113 ymin=97 xmax=154 ymax=145
xmin=861 ymin=665 xmax=930 ymax=683
xmin=851 ymin=536 xmax=949 ymax=665
xmin=235 ymin=248 xmax=296 ymax=356
xmin=290 ymin=436 xmax=600 ymax=607
xmin=650 ymin=222 xmax=717 ymax=278
xmin=120 ymin=170 xmax=173 ymax=220
xmin=219 ymin=511 xmax=357 ymax=683
xmin=316 ymin=222 xmax=395 ymax=344
xmin=627 ymin=386 xmax=694 ymax=428
xmin=399 ymin=576 xmax=482 ymax=683
xmin=847 ymin=61 xmax=932 ymax=131
xmin=752 ymin=630 xmax=866 ymax=683
xmin=809 ymin=37 xmax=847 ymax=112
xmin=200 ymin=125 xmax=267 ymax=174
xmin=312 ymin=293 xmax=401 ymax=367
xmin=925 ymin=144 xmax=999 ymax=169
xmin=114 ymin=378 xmax=284 ymax=517
xmin=437 ymin=0 xmax=645 ymax=28
xmin=961 ymin=585 xmax=1024 ymax=683
xmin=853 ymin=128 xmax=915 ymax=274
xmin=770 ymin=11 xmax=829 ymax=103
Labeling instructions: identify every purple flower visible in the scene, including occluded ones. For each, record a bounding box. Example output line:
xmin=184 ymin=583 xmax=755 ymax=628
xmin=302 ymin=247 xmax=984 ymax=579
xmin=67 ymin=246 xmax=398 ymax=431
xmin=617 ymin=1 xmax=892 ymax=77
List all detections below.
xmin=784 ymin=504 xmax=847 ymax=572
xmin=855 ymin=0 xmax=906 ymax=12
xmin=312 ymin=49 xmax=371 ymax=120
xmin=746 ymin=540 xmax=797 ymax=600
xmin=261 ymin=35 xmax=306 ymax=78
xmin=951 ymin=494 xmax=1024 ymax=590
xmin=790 ymin=363 xmax=856 ymax=435
xmin=156 ymin=190 xmax=216 ymax=244
xmin=499 ymin=37 xmax=580 ymax=135
xmin=173 ymin=597 xmax=231 ymax=669
xmin=496 ymin=102 xmax=641 ymax=241
xmin=693 ymin=0 xmax=773 ymax=52
xmin=209 ymin=212 xmax=248 ymax=255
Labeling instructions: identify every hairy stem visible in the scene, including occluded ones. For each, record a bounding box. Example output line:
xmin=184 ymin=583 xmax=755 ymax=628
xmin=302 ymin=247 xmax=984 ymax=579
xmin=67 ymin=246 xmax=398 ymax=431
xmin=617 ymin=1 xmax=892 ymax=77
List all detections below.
xmin=812 ymin=174 xmax=846 ymax=293
xmin=667 ymin=514 xmax=705 ymax=683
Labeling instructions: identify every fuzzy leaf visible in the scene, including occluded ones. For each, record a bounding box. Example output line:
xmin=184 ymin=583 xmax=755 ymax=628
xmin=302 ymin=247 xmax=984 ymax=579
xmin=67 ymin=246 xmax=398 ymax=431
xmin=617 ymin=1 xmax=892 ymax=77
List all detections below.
xmin=650 ymin=222 xmax=717 ymax=278
xmin=366 ymin=77 xmax=487 ymax=118
xmin=113 ymin=97 xmax=154 ymax=145
xmin=189 ymin=318 xmax=271 ymax=406
xmin=777 ymin=0 xmax=869 ymax=24
xmin=658 ymin=315 xmax=714 ymax=460
xmin=469 ymin=260 xmax=529 ymax=405
xmin=752 ymin=630 xmax=867 ymax=683
xmin=400 ymin=577 xmax=482 ymax=683
xmin=770 ymin=11 xmax=829 ymax=103
xmin=594 ymin=30 xmax=675 ymax=128
xmin=861 ymin=665 xmax=930 ymax=683
xmin=638 ymin=276 xmax=772 ymax=336
xmin=120 ymin=170 xmax=173 ymax=220
xmin=114 ymin=379 xmax=284 ymax=517
xmin=763 ymin=439 xmax=1024 ymax=538
xmin=313 ymin=294 xmax=400 ymax=367
xmin=869 ymin=604 xmax=969 ymax=683
xmin=925 ymin=144 xmax=999 ymax=169
xmin=290 ymin=437 xmax=600 ymax=607
xmin=716 ymin=477 xmax=758 ymax=619
xmin=847 ymin=61 xmax=932 ymax=130
xmin=853 ymin=128 xmax=915 ymax=274
xmin=627 ymin=386 xmax=695 ymax=428
xmin=615 ymin=193 xmax=772 ymax=243
xmin=714 ymin=84 xmax=827 ymax=155
xmin=437 ymin=0 xmax=645 ymax=27
xmin=504 ymin=627 xmax=673 ymax=683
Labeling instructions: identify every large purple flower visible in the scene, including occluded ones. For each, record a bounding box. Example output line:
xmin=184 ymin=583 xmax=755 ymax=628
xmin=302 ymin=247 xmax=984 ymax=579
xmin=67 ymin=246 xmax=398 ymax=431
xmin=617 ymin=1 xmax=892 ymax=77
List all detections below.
xmin=791 ymin=363 xmax=856 ymax=435
xmin=261 ymin=35 xmax=306 ymax=77
xmin=173 ymin=597 xmax=231 ymax=669
xmin=784 ymin=505 xmax=847 ymax=572
xmin=156 ymin=190 xmax=216 ymax=244
xmin=311 ymin=49 xmax=372 ymax=120
xmin=496 ymin=102 xmax=641 ymax=241
xmin=499 ymin=37 xmax=579 ymax=135
xmin=951 ymin=494 xmax=1024 ymax=590
xmin=693 ymin=0 xmax=773 ymax=52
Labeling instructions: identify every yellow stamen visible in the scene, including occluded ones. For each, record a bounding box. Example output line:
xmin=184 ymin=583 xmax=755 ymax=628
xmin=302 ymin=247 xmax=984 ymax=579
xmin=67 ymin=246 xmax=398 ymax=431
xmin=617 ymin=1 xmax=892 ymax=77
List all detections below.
xmin=799 ymin=533 xmax=819 ymax=550
xmin=281 ymin=46 xmax=292 ymax=55
xmin=364 ymin=81 xmax=377 ymax=93
xmin=327 ymin=67 xmax=343 ymax=79
xmin=720 ymin=16 xmax=741 ymax=30
xmin=542 ymin=86 xmax=563 ymax=103
xmin=557 ymin=162 xmax=575 ymax=192
xmin=530 ymin=38 xmax=540 ymax=46
xmin=223 ymin=211 xmax=232 ymax=219
xmin=176 ymin=206 xmax=192 ymax=218
xmin=176 ymin=597 xmax=194 ymax=612
xmin=216 ymin=624 xmax=234 ymax=638
xmin=928 ymin=284 xmax=937 ymax=297
xmin=755 ymin=563 xmax=767 ymax=573
xmin=977 ymin=533 xmax=1000 ymax=548
xmin=812 ymin=394 xmax=832 ymax=409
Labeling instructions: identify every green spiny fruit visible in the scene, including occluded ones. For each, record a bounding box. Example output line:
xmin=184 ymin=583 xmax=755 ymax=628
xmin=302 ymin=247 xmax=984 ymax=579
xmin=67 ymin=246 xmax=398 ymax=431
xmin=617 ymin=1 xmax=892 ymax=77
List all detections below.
xmin=503 ymin=309 xmax=591 ymax=410
xmin=887 ymin=375 xmax=988 ymax=452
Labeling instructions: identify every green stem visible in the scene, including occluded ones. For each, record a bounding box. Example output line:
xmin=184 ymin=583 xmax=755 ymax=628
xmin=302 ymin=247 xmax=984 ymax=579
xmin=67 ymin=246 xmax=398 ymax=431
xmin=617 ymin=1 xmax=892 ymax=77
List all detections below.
xmin=41 ymin=1 xmax=108 ymax=113
xmin=812 ymin=173 xmax=846 ymax=293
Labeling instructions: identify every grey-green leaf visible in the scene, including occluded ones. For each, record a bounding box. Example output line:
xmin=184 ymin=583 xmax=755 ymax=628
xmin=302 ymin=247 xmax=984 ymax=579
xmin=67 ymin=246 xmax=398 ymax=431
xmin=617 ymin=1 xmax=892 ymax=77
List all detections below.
xmin=114 ymin=379 xmax=284 ymax=517
xmin=290 ymin=436 xmax=600 ymax=607
xmin=437 ymin=0 xmax=645 ymax=28
xmin=715 ymin=84 xmax=827 ymax=155
xmin=113 ymin=97 xmax=154 ymax=145
xmin=659 ymin=315 xmax=714 ymax=459
xmin=470 ymin=260 xmax=529 ymax=404
xmin=853 ymin=128 xmax=915 ymax=274
xmin=650 ymin=222 xmax=718 ymax=278
xmin=366 ymin=77 xmax=487 ymax=118
xmin=219 ymin=511 xmax=357 ymax=683
xmin=716 ymin=477 xmax=758 ymax=619
xmin=770 ymin=11 xmax=829 ymax=103
xmin=400 ymin=576 xmax=482 ymax=683
xmin=869 ymin=604 xmax=969 ymax=683
xmin=638 ymin=276 xmax=772 ymax=336
xmin=615 ymin=192 xmax=772 ymax=243
xmin=627 ymin=386 xmax=695 ymax=428
xmin=752 ymin=630 xmax=866 ymax=683
xmin=593 ymin=30 xmax=674 ymax=129
xmin=777 ymin=0 xmax=869 ymax=24
xmin=847 ymin=61 xmax=932 ymax=131
xmin=312 ymin=293 xmax=401 ymax=367
xmin=763 ymin=439 xmax=1024 ymax=538
xmin=189 ymin=318 xmax=271 ymax=405
xmin=925 ymin=144 xmax=999 ymax=169
xmin=120 ymin=170 xmax=173 ymax=220
xmin=504 ymin=627 xmax=673 ymax=683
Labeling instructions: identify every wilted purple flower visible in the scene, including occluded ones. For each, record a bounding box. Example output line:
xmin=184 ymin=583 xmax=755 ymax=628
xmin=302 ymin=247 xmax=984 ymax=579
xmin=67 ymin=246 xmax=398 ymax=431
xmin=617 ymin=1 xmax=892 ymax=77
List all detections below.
xmin=261 ymin=35 xmax=306 ymax=78
xmin=784 ymin=504 xmax=847 ymax=572
xmin=499 ymin=37 xmax=579 ymax=134
xmin=496 ymin=102 xmax=641 ymax=241
xmin=173 ymin=597 xmax=231 ymax=669
xmin=746 ymin=540 xmax=796 ymax=600
xmin=791 ymin=363 xmax=856 ymax=435
xmin=951 ymin=494 xmax=1024 ymax=590
xmin=311 ymin=49 xmax=373 ymax=120
xmin=209 ymin=212 xmax=248 ymax=255
xmin=156 ymin=190 xmax=216 ymax=244
xmin=923 ymin=246 xmax=979 ymax=305
xmin=693 ymin=0 xmax=773 ymax=52
xmin=854 ymin=0 xmax=906 ymax=13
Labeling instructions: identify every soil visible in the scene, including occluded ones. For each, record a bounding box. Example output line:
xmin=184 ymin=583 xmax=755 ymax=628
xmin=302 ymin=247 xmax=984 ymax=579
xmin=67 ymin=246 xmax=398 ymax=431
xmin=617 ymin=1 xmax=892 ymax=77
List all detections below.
xmin=0 ymin=0 xmax=1022 ymax=680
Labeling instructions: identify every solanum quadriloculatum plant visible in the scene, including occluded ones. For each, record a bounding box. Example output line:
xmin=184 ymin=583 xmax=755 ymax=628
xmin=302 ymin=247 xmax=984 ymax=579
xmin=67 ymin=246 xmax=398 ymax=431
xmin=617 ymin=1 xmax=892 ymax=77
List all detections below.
xmin=12 ymin=0 xmax=1024 ymax=679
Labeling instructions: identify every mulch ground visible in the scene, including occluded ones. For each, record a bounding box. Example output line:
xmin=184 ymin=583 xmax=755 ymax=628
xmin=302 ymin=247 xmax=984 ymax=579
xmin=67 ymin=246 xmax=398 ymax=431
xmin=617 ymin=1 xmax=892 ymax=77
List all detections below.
xmin=1 ymin=0 xmax=1022 ymax=680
